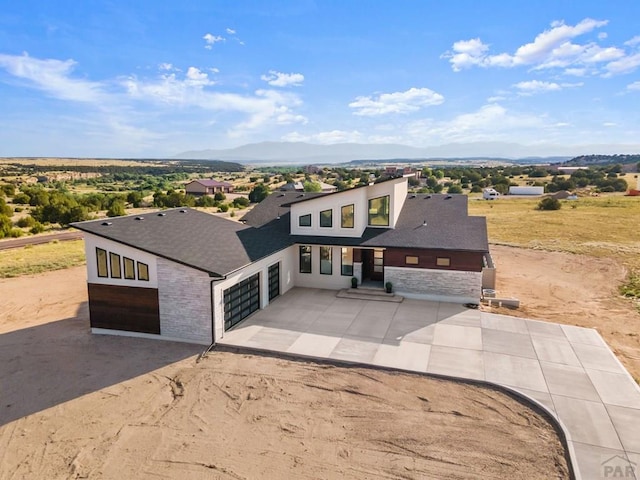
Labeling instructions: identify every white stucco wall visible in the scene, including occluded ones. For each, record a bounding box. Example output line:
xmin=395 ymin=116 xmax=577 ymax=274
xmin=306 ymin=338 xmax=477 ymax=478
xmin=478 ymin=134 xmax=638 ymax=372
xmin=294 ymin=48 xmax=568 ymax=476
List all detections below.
xmin=83 ymin=233 xmax=158 ymax=288
xmin=293 ymin=245 xmax=354 ymax=290
xmin=213 ymin=246 xmax=296 ymax=341
xmin=289 ymin=176 xmax=407 ymax=237
xmin=384 ymin=266 xmax=482 ymax=303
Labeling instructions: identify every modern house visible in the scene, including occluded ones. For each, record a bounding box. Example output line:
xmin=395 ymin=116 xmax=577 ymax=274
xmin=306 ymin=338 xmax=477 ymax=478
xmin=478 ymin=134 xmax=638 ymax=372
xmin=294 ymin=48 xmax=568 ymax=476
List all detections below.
xmin=72 ymin=176 xmax=490 ymax=345
xmin=185 ymin=179 xmax=234 ymax=195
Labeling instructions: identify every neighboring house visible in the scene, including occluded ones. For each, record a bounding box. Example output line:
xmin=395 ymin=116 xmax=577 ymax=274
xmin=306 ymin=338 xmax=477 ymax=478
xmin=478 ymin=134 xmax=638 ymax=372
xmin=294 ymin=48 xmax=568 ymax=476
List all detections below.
xmin=185 ymin=179 xmax=234 ymax=195
xmin=72 ymin=177 xmax=490 ymax=345
xmin=279 ymin=181 xmax=337 ymax=193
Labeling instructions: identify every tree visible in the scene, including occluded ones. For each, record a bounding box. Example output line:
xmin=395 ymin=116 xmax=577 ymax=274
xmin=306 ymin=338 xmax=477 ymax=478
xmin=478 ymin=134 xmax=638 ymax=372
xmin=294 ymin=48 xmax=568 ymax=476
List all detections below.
xmin=0 ymin=214 xmax=11 ymax=238
xmin=126 ymin=191 xmax=144 ymax=207
xmin=106 ymin=200 xmax=126 ymax=217
xmin=232 ymin=196 xmax=250 ymax=208
xmin=303 ymin=181 xmax=322 ymax=192
xmin=537 ymin=197 xmax=561 ymax=211
xmin=214 ymin=192 xmax=226 ymax=201
xmin=447 ymin=185 xmax=463 ymax=194
xmin=248 ymin=184 xmax=270 ymax=203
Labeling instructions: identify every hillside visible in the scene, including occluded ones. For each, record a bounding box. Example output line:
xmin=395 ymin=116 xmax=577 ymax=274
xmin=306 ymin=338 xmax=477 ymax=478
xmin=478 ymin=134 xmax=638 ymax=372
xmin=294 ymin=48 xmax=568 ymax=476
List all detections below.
xmin=561 ymin=154 xmax=640 ymax=167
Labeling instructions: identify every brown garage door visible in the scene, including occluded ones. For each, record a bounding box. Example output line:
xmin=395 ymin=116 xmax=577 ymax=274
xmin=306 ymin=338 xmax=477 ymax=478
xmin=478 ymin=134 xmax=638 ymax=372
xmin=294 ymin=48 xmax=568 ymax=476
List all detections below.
xmin=88 ymin=283 xmax=160 ymax=334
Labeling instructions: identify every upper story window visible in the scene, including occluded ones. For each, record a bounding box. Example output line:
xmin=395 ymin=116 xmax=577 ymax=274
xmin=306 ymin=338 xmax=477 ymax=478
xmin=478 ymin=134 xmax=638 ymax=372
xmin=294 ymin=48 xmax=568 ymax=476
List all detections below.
xmin=341 ymin=204 xmax=354 ymax=228
xmin=96 ymin=248 xmax=108 ymax=278
xmin=299 ymin=214 xmax=311 ymax=227
xmin=137 ymin=262 xmax=150 ymax=281
xmin=368 ymin=195 xmax=390 ymax=226
xmin=320 ymin=209 xmax=332 ymax=228
xmin=109 ymin=252 xmax=122 ymax=279
xmin=123 ymin=257 xmax=135 ymax=279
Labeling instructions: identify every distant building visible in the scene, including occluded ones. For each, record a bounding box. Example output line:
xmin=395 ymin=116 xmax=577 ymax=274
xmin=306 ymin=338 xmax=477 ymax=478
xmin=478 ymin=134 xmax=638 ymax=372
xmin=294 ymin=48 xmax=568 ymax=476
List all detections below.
xmin=279 ymin=181 xmax=337 ymax=193
xmin=508 ymin=186 xmax=544 ymax=196
xmin=185 ymin=179 xmax=234 ymax=195
xmin=303 ymin=165 xmax=322 ymax=174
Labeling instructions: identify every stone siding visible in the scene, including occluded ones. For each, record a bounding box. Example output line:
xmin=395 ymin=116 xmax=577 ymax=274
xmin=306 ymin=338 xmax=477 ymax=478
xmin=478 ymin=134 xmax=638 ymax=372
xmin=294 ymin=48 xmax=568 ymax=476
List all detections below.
xmin=157 ymin=258 xmax=212 ymax=344
xmin=385 ymin=266 xmax=482 ymax=303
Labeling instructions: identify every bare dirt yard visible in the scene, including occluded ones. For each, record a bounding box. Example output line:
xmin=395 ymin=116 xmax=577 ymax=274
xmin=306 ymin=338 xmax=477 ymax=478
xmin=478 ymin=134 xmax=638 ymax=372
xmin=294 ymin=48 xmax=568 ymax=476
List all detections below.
xmin=0 ymin=266 xmax=570 ymax=479
xmin=488 ymin=244 xmax=640 ymax=380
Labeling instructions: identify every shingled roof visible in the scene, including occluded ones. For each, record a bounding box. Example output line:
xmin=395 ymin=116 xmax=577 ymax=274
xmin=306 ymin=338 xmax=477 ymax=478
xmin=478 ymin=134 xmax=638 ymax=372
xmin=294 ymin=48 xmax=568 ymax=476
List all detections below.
xmin=71 ymin=208 xmax=291 ymax=277
xmin=73 ymin=192 xmax=487 ymax=277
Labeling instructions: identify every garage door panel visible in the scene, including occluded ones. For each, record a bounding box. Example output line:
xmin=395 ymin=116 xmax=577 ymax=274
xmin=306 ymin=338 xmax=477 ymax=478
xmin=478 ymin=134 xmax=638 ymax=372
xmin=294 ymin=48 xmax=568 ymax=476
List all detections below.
xmin=224 ymin=273 xmax=260 ymax=330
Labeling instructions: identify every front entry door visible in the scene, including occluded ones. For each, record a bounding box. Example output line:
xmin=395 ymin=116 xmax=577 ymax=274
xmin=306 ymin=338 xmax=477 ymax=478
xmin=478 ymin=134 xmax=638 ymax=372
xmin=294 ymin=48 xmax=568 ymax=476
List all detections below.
xmin=362 ymin=248 xmax=384 ymax=281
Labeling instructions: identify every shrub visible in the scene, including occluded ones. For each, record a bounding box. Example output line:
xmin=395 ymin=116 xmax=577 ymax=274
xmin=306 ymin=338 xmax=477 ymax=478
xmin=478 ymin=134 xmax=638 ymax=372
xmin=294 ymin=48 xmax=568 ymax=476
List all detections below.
xmin=248 ymin=184 xmax=270 ymax=203
xmin=218 ymin=204 xmax=229 ymax=212
xmin=12 ymin=192 xmax=30 ymax=204
xmin=232 ymin=196 xmax=250 ymax=208
xmin=30 ymin=222 xmax=45 ymax=234
xmin=537 ymin=197 xmax=561 ymax=211
xmin=106 ymin=200 xmax=126 ymax=217
xmin=16 ymin=216 xmax=36 ymax=228
xmin=9 ymin=228 xmax=23 ymax=238
xmin=447 ymin=185 xmax=463 ymax=194
xmin=214 ymin=192 xmax=226 ymax=201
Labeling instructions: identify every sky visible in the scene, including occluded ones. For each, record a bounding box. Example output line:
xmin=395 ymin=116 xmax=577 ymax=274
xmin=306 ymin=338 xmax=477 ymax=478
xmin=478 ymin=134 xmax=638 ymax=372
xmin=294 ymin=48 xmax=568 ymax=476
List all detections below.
xmin=0 ymin=0 xmax=639 ymax=158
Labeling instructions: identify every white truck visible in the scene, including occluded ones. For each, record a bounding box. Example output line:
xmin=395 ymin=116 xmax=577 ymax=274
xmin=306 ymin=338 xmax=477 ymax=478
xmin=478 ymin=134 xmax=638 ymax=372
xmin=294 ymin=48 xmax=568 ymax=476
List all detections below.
xmin=482 ymin=188 xmax=500 ymax=200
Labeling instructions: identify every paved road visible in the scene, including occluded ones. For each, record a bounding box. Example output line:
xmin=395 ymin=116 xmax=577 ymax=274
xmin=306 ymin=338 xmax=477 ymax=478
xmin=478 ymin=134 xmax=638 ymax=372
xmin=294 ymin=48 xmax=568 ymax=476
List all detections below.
xmin=0 ymin=231 xmax=84 ymax=251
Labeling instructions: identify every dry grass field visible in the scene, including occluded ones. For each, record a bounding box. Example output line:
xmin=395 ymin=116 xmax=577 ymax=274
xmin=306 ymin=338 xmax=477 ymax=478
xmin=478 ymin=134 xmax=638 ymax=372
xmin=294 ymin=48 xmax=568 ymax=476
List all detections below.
xmin=468 ymin=195 xmax=640 ymax=270
xmin=0 ymin=239 xmax=85 ymax=278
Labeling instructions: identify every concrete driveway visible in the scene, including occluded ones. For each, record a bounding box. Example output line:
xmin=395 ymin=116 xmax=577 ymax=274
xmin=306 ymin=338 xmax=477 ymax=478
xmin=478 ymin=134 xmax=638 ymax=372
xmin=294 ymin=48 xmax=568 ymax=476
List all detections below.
xmin=217 ymin=287 xmax=640 ymax=480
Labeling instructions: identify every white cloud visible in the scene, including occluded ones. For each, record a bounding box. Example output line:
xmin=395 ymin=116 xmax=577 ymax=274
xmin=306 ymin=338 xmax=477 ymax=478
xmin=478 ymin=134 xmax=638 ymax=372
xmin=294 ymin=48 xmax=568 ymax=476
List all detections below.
xmin=598 ymin=32 xmax=608 ymax=40
xmin=513 ymin=80 xmax=583 ymax=95
xmin=603 ymin=122 xmax=616 ymax=127
xmin=564 ymin=67 xmax=587 ymax=76
xmin=0 ymin=52 xmax=105 ymax=103
xmin=159 ymin=63 xmax=174 ymax=71
xmin=349 ymin=87 xmax=444 ymax=116
xmin=226 ymin=28 xmax=236 ymax=35
xmin=624 ymin=36 xmax=640 ymax=46
xmin=185 ymin=66 xmax=213 ymax=86
xmin=627 ymin=81 xmax=640 ymax=91
xmin=603 ymin=52 xmax=640 ymax=76
xmin=203 ymin=33 xmax=224 ymax=49
xmin=260 ymin=70 xmax=304 ymax=87
xmin=443 ymin=18 xmax=631 ymax=75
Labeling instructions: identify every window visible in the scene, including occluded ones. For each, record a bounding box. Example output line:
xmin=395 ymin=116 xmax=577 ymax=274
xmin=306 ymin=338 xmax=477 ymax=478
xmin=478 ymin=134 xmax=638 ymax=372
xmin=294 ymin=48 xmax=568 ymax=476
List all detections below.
xmin=320 ymin=209 xmax=332 ymax=228
xmin=405 ymin=255 xmax=419 ymax=265
xmin=373 ymin=249 xmax=384 ymax=273
xmin=137 ymin=262 xmax=149 ymax=281
xmin=368 ymin=195 xmax=390 ymax=226
xmin=436 ymin=257 xmax=451 ymax=267
xmin=341 ymin=248 xmax=353 ymax=276
xmin=299 ymin=214 xmax=311 ymax=227
xmin=300 ymin=246 xmax=311 ymax=273
xmin=123 ymin=257 xmax=135 ymax=279
xmin=341 ymin=204 xmax=354 ymax=228
xmin=96 ymin=248 xmax=108 ymax=278
xmin=320 ymin=246 xmax=332 ymax=275
xmin=109 ymin=252 xmax=122 ymax=279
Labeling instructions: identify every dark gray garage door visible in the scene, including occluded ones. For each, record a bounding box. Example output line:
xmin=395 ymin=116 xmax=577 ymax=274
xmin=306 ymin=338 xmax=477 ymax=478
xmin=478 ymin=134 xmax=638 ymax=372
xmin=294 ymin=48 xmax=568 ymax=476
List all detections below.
xmin=224 ymin=273 xmax=260 ymax=330
xmin=268 ymin=262 xmax=280 ymax=301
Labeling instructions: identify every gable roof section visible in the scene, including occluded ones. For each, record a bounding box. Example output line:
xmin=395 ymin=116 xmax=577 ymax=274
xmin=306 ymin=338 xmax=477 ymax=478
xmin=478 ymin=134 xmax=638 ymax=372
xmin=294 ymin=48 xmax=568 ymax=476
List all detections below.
xmin=71 ymin=208 xmax=290 ymax=277
xmin=240 ymin=192 xmax=325 ymax=227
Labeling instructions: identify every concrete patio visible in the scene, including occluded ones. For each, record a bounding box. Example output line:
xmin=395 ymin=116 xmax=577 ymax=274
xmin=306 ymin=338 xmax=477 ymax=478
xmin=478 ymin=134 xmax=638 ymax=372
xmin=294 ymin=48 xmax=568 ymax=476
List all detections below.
xmin=217 ymin=287 xmax=640 ymax=480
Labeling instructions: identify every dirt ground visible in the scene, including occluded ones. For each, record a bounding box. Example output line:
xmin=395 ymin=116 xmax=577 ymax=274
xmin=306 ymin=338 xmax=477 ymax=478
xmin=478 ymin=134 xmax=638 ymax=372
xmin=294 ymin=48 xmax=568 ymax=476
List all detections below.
xmin=0 ymin=264 xmax=571 ymax=479
xmin=488 ymin=244 xmax=640 ymax=380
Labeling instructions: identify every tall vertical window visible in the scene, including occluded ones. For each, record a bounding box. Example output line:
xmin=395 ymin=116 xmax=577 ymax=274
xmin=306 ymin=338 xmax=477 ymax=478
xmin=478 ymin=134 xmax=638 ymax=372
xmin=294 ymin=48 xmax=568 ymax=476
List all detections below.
xmin=341 ymin=204 xmax=354 ymax=228
xmin=320 ymin=246 xmax=332 ymax=275
xmin=137 ymin=262 xmax=149 ymax=281
xmin=341 ymin=248 xmax=353 ymax=276
xmin=320 ymin=209 xmax=332 ymax=228
xmin=299 ymin=246 xmax=312 ymax=273
xmin=96 ymin=248 xmax=108 ymax=278
xmin=109 ymin=252 xmax=122 ymax=278
xmin=123 ymin=257 xmax=135 ymax=279
xmin=368 ymin=195 xmax=390 ymax=226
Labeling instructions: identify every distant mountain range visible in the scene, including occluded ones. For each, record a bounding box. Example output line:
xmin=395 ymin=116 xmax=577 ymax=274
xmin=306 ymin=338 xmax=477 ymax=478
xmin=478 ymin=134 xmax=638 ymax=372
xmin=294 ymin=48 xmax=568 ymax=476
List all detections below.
xmin=173 ymin=141 xmax=640 ymax=165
